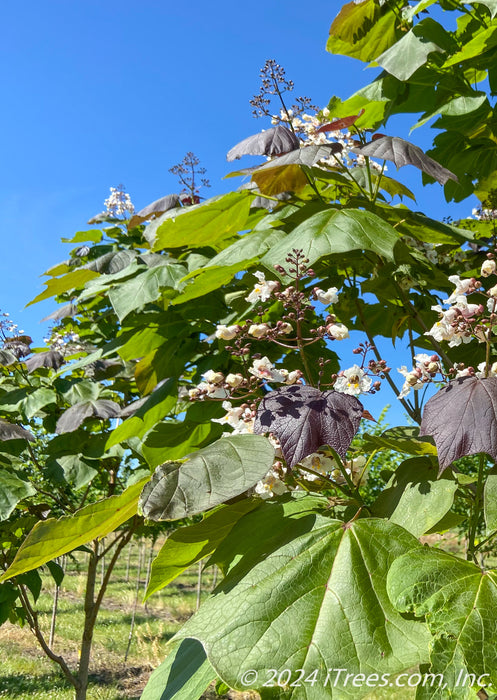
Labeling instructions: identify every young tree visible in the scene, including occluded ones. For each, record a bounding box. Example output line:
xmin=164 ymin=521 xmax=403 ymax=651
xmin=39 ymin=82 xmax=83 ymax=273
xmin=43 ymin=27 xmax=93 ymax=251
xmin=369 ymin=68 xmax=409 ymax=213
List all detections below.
xmin=2 ymin=2 xmax=497 ymax=699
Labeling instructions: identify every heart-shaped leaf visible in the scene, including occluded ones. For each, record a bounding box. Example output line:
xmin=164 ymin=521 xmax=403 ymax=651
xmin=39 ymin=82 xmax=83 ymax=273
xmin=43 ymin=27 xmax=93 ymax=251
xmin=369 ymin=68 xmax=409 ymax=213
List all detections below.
xmin=177 ymin=502 xmax=430 ymax=698
xmin=139 ymin=434 xmax=275 ymax=521
xmin=388 ymin=547 xmax=497 ymax=695
xmin=56 ymin=399 xmax=121 ymax=434
xmin=25 ymin=350 xmax=64 ymax=373
xmin=129 ymin=193 xmax=180 ymax=228
xmin=352 ymin=136 xmax=458 ymax=185
xmin=420 ymin=377 xmax=497 ymax=472
xmin=227 ymin=125 xmax=299 ymax=162
xmin=254 ymin=384 xmax=363 ymax=467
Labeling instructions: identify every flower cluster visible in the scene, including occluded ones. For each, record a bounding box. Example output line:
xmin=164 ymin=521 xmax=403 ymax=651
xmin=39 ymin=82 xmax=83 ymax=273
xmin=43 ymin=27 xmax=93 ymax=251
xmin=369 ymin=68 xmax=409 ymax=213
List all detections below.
xmin=397 ymin=354 xmax=442 ymax=400
xmin=43 ymin=330 xmax=85 ymax=356
xmin=0 ymin=311 xmax=31 ymax=359
xmin=104 ymin=185 xmax=135 ymax=218
xmin=425 ymin=275 xmax=485 ymax=347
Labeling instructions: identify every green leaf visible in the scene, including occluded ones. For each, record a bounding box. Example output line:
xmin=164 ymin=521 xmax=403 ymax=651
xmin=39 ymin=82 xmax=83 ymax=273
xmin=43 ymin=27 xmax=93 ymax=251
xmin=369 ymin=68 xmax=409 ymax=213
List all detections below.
xmin=262 ymin=208 xmax=399 ymax=271
xmin=374 ymin=20 xmax=446 ymax=82
xmin=178 ymin=508 xmax=430 ymax=697
xmin=205 ymin=229 xmax=287 ymax=269
xmin=363 ymin=426 xmax=438 ymax=457
xmin=27 ymin=269 xmax=100 ymax=306
xmin=23 ymin=388 xmax=57 ymax=420
xmin=412 ymin=93 xmax=488 ymax=132
xmin=139 ymin=435 xmax=275 ymax=521
xmin=44 ymin=455 xmax=98 ymax=491
xmin=327 ymin=0 xmax=402 ymax=63
xmin=387 ymin=548 xmax=497 ymax=695
xmin=171 ymin=261 xmax=252 ymax=306
xmin=142 ymin=421 xmax=223 ymax=469
xmin=472 ymin=0 xmax=497 ymax=18
xmin=0 ymin=477 xmax=148 ymax=581
xmin=106 ymin=379 xmax=177 ymax=448
xmin=0 ymin=471 xmax=36 ymax=520
xmin=372 ymin=457 xmax=457 ymax=537
xmin=147 ymin=192 xmax=252 ymax=252
xmin=61 ymin=230 xmax=103 ymax=243
xmin=443 ymin=24 xmax=497 ymax=68
xmin=252 ymin=163 xmax=308 ymax=195
xmin=145 ymin=499 xmax=258 ymax=599
xmin=140 ymin=638 xmax=216 ymax=700
xmin=108 ymin=264 xmax=186 ymax=322
xmin=484 ymin=473 xmax=497 ymax=531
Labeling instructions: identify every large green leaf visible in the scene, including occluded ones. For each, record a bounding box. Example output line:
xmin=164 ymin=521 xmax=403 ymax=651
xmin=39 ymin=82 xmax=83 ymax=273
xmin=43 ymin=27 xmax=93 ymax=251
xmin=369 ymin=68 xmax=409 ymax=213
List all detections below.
xmin=171 ymin=261 xmax=252 ymax=306
xmin=27 ymin=269 xmax=100 ymax=306
xmin=472 ymin=0 xmax=497 ymax=18
xmin=106 ymin=379 xmax=177 ymax=448
xmin=0 ymin=471 xmax=36 ymax=520
xmin=147 ymin=192 xmax=252 ymax=252
xmin=206 ymin=229 xmax=287 ymax=269
xmin=44 ymin=455 xmax=98 ymax=491
xmin=108 ymin=264 xmax=185 ymax=321
xmin=177 ymin=504 xmax=430 ymax=698
xmin=443 ymin=24 xmax=497 ymax=68
xmin=374 ymin=20 xmax=446 ymax=82
xmin=327 ymin=0 xmax=402 ymax=62
xmin=388 ymin=548 xmax=497 ymax=696
xmin=362 ymin=426 xmax=437 ymax=457
xmin=142 ymin=421 xmax=223 ymax=469
xmin=262 ymin=208 xmax=399 ymax=270
xmin=141 ymin=638 xmax=216 ymax=700
xmin=372 ymin=457 xmax=457 ymax=537
xmin=139 ymin=435 xmax=275 ymax=521
xmin=145 ymin=499 xmax=258 ymax=599
xmin=0 ymin=477 xmax=148 ymax=581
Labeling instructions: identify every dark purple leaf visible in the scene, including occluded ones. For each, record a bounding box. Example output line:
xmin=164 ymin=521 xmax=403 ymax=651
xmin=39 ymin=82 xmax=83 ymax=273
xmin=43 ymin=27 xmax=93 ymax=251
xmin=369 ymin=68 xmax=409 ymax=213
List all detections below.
xmin=317 ymin=109 xmax=365 ymax=132
xmin=56 ymin=399 xmax=120 ymax=433
xmin=25 ymin=350 xmax=64 ymax=373
xmin=254 ymin=384 xmax=363 ymax=467
xmin=351 ymin=136 xmax=458 ymax=185
xmin=420 ymin=376 xmax=497 ymax=472
xmin=129 ymin=194 xmax=180 ymax=228
xmin=0 ymin=419 xmax=35 ymax=442
xmin=41 ymin=304 xmax=78 ymax=322
xmin=227 ymin=125 xmax=300 ymax=162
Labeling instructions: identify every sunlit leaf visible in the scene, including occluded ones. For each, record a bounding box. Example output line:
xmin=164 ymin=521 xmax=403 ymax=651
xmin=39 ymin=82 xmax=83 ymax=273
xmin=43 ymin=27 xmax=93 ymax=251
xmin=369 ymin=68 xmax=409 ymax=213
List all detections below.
xmin=352 ymin=136 xmax=458 ymax=185
xmin=0 ymin=472 xmax=36 ymax=520
xmin=227 ymin=125 xmax=299 ymax=162
xmin=254 ymin=384 xmax=363 ymax=467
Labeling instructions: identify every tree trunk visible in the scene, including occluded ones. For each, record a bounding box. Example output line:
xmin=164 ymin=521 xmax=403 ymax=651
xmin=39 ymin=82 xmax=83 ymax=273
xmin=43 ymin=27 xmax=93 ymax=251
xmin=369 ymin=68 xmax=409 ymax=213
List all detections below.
xmin=74 ymin=540 xmax=99 ymax=700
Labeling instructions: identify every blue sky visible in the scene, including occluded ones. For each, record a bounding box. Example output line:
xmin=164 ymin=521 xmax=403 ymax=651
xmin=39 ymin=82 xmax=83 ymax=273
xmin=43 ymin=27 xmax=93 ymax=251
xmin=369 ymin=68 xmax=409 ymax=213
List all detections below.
xmin=0 ymin=0 xmax=476 ymax=418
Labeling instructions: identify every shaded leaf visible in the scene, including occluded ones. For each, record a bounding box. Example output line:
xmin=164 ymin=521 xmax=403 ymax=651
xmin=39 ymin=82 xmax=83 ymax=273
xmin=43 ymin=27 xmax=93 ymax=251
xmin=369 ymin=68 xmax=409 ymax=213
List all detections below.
xmin=484 ymin=473 xmax=497 ymax=531
xmin=25 ymin=350 xmax=64 ymax=373
xmin=352 ymin=136 xmax=458 ymax=185
xmin=443 ymin=23 xmax=497 ymax=68
xmin=227 ymin=125 xmax=299 ymax=162
xmin=129 ymin=193 xmax=180 ymax=228
xmin=145 ymin=500 xmax=258 ymax=599
xmin=140 ymin=638 xmax=215 ymax=700
xmin=387 ymin=547 xmax=497 ymax=695
xmin=56 ymin=399 xmax=120 ymax=434
xmin=0 ymin=420 xmax=34 ymax=442
xmin=139 ymin=434 xmax=274 ymax=521
xmin=178 ymin=506 xmax=430 ymax=697
xmin=0 ymin=471 xmax=36 ymax=520
xmin=41 ymin=303 xmax=78 ymax=322
xmin=0 ymin=350 xmax=17 ymax=366
xmin=0 ymin=477 xmax=149 ymax=582
xmin=420 ymin=377 xmax=497 ymax=472
xmin=362 ymin=426 xmax=437 ymax=457
xmin=472 ymin=0 xmax=497 ymax=18
xmin=372 ymin=457 xmax=457 ymax=537
xmin=45 ymin=454 xmax=98 ymax=490
xmin=254 ymin=384 xmax=363 ymax=467
xmin=142 ymin=421 xmax=223 ymax=469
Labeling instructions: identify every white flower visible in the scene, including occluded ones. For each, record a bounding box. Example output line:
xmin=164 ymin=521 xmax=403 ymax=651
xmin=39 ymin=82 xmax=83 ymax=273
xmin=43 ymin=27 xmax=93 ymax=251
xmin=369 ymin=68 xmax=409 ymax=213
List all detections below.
xmin=488 ymin=284 xmax=497 ymax=297
xmin=481 ymin=260 xmax=496 ymax=277
xmin=213 ymin=401 xmax=254 ymax=434
xmin=283 ymin=370 xmax=301 ymax=385
xmin=314 ymin=287 xmax=339 ymax=305
xmin=254 ymin=468 xmax=288 ymax=499
xmin=225 ymin=373 xmax=244 ymax=388
xmin=248 ymin=356 xmax=286 ymax=383
xmin=245 ymin=272 xmax=278 ymax=303
xmin=334 ymin=365 xmax=372 ymax=395
xmin=248 ymin=323 xmax=270 ymax=338
xmin=299 ymin=452 xmax=337 ymax=480
xmin=278 ymin=322 xmax=293 ymax=335
xmin=215 ymin=324 xmax=239 ymax=340
xmin=326 ymin=322 xmax=349 ymax=340
xmin=203 ymin=369 xmax=224 ymax=385
xmin=476 ymin=361 xmax=497 ymax=378
xmin=444 ymin=275 xmax=473 ymax=303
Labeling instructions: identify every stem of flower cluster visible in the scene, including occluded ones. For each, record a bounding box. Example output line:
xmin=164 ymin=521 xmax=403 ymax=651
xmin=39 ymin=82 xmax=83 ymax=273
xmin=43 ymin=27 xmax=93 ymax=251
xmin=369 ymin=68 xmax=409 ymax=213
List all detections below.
xmin=467 ymin=453 xmax=487 ymax=565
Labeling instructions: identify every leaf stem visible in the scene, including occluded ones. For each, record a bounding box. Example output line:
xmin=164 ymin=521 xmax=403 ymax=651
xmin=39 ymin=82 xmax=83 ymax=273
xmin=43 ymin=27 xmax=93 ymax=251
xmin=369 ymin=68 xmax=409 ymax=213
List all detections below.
xmin=467 ymin=453 xmax=486 ymax=564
